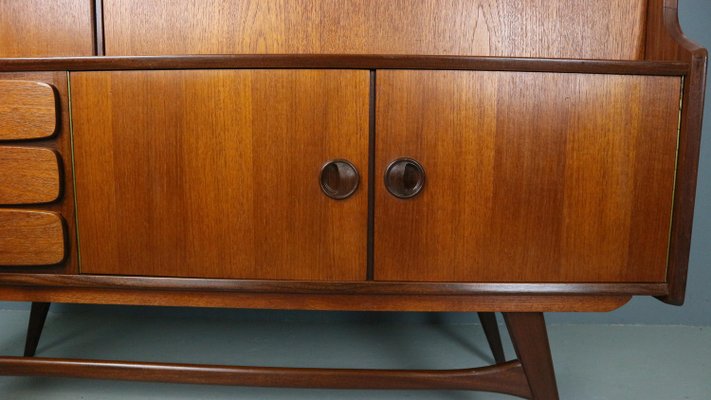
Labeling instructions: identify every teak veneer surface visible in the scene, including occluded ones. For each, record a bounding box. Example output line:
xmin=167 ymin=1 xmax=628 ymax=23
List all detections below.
xmin=0 ymin=146 xmax=60 ymax=205
xmin=375 ymin=71 xmax=681 ymax=283
xmin=71 ymin=70 xmax=370 ymax=280
xmin=0 ymin=80 xmax=57 ymax=140
xmin=103 ymin=0 xmax=647 ymax=60
xmin=0 ymin=210 xmax=65 ymax=266
xmin=0 ymin=0 xmax=93 ymax=58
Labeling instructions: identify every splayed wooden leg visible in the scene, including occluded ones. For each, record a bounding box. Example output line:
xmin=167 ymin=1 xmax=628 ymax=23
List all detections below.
xmin=23 ymin=302 xmax=50 ymax=357
xmin=478 ymin=312 xmax=506 ymax=363
xmin=504 ymin=312 xmax=559 ymax=400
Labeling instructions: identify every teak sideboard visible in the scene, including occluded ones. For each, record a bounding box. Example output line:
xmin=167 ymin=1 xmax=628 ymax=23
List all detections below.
xmin=0 ymin=1 xmax=707 ymax=399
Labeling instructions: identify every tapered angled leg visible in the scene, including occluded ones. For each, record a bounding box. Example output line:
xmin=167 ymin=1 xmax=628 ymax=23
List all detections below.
xmin=24 ymin=302 xmax=51 ymax=357
xmin=477 ymin=312 xmax=506 ymax=364
xmin=504 ymin=312 xmax=559 ymax=400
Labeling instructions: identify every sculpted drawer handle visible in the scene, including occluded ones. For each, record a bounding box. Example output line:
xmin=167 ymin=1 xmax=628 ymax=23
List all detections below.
xmin=384 ymin=158 xmax=425 ymax=199
xmin=319 ymin=159 xmax=360 ymax=200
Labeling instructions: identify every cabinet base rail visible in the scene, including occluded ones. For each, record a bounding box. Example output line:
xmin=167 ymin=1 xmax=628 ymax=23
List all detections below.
xmin=0 ymin=356 xmax=532 ymax=398
xmin=4 ymin=309 xmax=558 ymax=399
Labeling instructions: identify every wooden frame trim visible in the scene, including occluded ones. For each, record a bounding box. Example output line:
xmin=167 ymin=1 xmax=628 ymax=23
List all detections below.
xmin=0 ymin=274 xmax=645 ymax=312
xmin=662 ymin=51 xmax=707 ymax=305
xmin=0 ymin=274 xmax=667 ymax=297
xmin=644 ymin=0 xmax=709 ymax=305
xmin=0 ymin=288 xmax=633 ymax=312
xmin=0 ymin=55 xmax=689 ymax=75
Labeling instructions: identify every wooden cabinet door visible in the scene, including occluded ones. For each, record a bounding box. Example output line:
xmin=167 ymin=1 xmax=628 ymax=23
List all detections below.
xmin=71 ymin=70 xmax=369 ymax=280
xmin=375 ymin=71 xmax=681 ymax=283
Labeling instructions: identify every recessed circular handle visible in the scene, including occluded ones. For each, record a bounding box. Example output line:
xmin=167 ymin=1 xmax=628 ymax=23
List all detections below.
xmin=320 ymin=159 xmax=360 ymax=200
xmin=384 ymin=158 xmax=425 ymax=199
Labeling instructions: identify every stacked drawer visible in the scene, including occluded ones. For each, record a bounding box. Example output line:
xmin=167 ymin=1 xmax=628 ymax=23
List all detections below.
xmin=0 ymin=75 xmax=68 ymax=269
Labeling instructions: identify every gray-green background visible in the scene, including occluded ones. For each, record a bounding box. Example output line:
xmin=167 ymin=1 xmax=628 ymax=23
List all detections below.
xmin=1 ymin=0 xmax=709 ymax=326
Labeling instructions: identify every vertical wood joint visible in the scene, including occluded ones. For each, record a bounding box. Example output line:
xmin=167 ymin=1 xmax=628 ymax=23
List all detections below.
xmin=94 ymin=0 xmax=105 ymax=56
xmin=367 ymin=70 xmax=376 ymax=280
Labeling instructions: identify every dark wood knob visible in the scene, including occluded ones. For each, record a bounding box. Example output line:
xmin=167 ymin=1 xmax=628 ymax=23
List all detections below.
xmin=319 ymin=159 xmax=360 ymax=200
xmin=384 ymin=158 xmax=425 ymax=199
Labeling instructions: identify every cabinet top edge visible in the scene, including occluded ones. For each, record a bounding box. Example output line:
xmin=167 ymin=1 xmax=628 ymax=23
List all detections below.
xmin=0 ymin=55 xmax=691 ymax=76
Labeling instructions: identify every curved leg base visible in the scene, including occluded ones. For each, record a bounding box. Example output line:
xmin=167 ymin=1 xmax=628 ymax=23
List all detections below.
xmin=4 ymin=310 xmax=557 ymax=399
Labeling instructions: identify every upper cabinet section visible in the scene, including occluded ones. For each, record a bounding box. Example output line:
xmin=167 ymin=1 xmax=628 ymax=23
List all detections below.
xmin=103 ymin=0 xmax=647 ymax=59
xmin=0 ymin=0 xmax=699 ymax=63
xmin=0 ymin=0 xmax=94 ymax=57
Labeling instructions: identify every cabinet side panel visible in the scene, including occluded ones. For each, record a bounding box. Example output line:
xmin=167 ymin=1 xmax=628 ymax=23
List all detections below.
xmin=0 ymin=0 xmax=94 ymax=57
xmin=103 ymin=0 xmax=646 ymax=60
xmin=375 ymin=71 xmax=681 ymax=283
xmin=70 ymin=70 xmax=369 ymax=281
xmin=644 ymin=0 xmax=709 ymax=304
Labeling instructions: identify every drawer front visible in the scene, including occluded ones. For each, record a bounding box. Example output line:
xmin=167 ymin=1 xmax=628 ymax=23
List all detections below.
xmin=0 ymin=210 xmax=65 ymax=266
xmin=0 ymin=80 xmax=57 ymax=140
xmin=0 ymin=147 xmax=61 ymax=205
xmin=71 ymin=70 xmax=370 ymax=280
xmin=0 ymin=0 xmax=94 ymax=57
xmin=375 ymin=71 xmax=681 ymax=283
xmin=0 ymin=72 xmax=77 ymax=274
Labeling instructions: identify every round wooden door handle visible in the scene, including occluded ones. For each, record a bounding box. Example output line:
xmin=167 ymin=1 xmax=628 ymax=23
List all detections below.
xmin=319 ymin=159 xmax=360 ymax=200
xmin=384 ymin=158 xmax=425 ymax=199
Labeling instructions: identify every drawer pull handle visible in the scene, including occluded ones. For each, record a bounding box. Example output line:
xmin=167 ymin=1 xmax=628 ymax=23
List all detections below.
xmin=319 ymin=159 xmax=360 ymax=200
xmin=384 ymin=158 xmax=425 ymax=199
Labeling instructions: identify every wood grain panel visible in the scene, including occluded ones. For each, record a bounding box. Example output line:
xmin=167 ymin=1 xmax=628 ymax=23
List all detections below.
xmin=0 ymin=210 xmax=65 ymax=266
xmin=0 ymin=0 xmax=94 ymax=57
xmin=71 ymin=70 xmax=369 ymax=280
xmin=375 ymin=71 xmax=681 ymax=283
xmin=103 ymin=0 xmax=647 ymax=60
xmin=0 ymin=147 xmax=60 ymax=204
xmin=0 ymin=80 xmax=57 ymax=140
